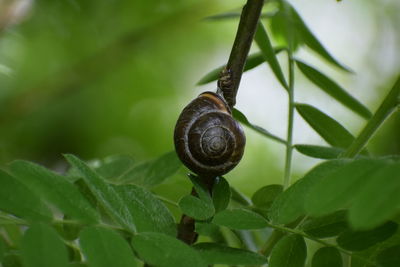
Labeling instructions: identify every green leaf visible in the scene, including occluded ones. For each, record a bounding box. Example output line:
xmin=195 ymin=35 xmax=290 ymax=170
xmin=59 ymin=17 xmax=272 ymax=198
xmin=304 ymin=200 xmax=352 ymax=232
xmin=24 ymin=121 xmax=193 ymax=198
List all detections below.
xmin=349 ymin=161 xmax=400 ymax=229
xmin=305 ymin=158 xmax=387 ymax=216
xmin=296 ymin=61 xmax=371 ymax=119
xmin=112 ymin=184 xmax=177 ymax=236
xmin=66 ymin=243 xmax=82 ymax=262
xmin=79 ymin=226 xmax=138 ymax=267
xmin=269 ymin=159 xmax=348 ymax=224
xmin=60 ymin=215 xmax=81 ymax=241
xmin=188 ymin=174 xmax=213 ymax=203
xmin=301 ymin=210 xmax=348 ymax=238
xmin=69 ymin=263 xmax=88 ymax=267
xmin=252 ymin=184 xmax=283 ymax=210
xmin=295 ymin=144 xmax=344 ymax=159
xmin=179 ymin=195 xmax=215 ymax=220
xmin=343 ymin=77 xmax=400 ymax=158
xmin=376 ymin=245 xmax=400 ymax=267
xmin=311 ymin=247 xmax=343 ymax=267
xmin=269 ymin=235 xmax=307 ymax=267
xmin=255 ymin=22 xmax=288 ymax=90
xmin=212 ymin=209 xmax=268 ymax=230
xmin=193 ymin=242 xmax=267 ymax=265
xmin=10 ymin=160 xmax=99 ymax=224
xmin=21 ymin=223 xmax=69 ymax=267
xmin=94 ymin=155 xmax=135 ymax=180
xmin=0 ymin=170 xmax=52 ymax=222
xmin=204 ymin=11 xmax=243 ymax=21
xmin=290 ymin=3 xmax=351 ymax=72
xmin=184 ymin=174 xmax=215 ymax=218
xmin=117 ymin=151 xmax=181 ymax=188
xmin=74 ymin=179 xmax=98 ymax=208
xmin=2 ymin=224 xmax=22 ymax=248
xmin=195 ymin=222 xmax=225 ymax=242
xmin=69 ymin=244 xmax=85 ymax=259
xmin=197 ymin=49 xmax=284 ymax=85
xmin=65 ymin=154 xmax=136 ymax=232
xmin=337 ymin=221 xmax=398 ymax=251
xmin=295 ymin=103 xmax=355 ymax=148
xmin=212 ymin=176 xmax=231 ymax=212
xmin=0 ymin=235 xmax=5 ymax=262
xmin=251 ymin=184 xmax=283 ymax=218
xmin=2 ymin=254 xmax=23 ymax=267
xmin=270 ymin=0 xmax=301 ymax=51
xmin=131 ymin=232 xmax=206 ymax=267
xmin=233 ymin=109 xmax=286 ymax=144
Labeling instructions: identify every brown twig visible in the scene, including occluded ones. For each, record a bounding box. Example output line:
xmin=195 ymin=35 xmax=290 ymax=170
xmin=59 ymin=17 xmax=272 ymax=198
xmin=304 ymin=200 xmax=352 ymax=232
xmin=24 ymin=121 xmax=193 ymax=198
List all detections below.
xmin=177 ymin=188 xmax=199 ymax=244
xmin=177 ymin=0 xmax=264 ymax=245
xmin=218 ymin=0 xmax=264 ymax=108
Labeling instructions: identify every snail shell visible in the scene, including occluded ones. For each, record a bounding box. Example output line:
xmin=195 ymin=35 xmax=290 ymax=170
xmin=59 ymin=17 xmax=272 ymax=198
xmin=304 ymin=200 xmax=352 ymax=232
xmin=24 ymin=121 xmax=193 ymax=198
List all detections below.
xmin=174 ymin=91 xmax=246 ymax=176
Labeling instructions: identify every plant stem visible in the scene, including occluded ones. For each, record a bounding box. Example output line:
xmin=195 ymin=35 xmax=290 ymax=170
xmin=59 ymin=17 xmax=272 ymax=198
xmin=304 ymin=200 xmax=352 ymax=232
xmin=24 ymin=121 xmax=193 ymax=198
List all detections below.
xmin=219 ymin=0 xmax=264 ymax=107
xmin=260 ymin=50 xmax=295 ymax=258
xmin=176 ymin=0 xmax=265 ymax=245
xmin=342 ymin=76 xmax=400 ymax=158
xmin=283 ymin=52 xmax=295 ymax=189
xmin=344 ymin=254 xmax=352 ymax=267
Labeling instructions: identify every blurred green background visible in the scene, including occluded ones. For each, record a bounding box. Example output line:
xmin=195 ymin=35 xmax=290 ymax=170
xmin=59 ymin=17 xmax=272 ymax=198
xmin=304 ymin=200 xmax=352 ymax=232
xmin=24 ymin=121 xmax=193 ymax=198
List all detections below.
xmin=0 ymin=0 xmax=399 ymax=201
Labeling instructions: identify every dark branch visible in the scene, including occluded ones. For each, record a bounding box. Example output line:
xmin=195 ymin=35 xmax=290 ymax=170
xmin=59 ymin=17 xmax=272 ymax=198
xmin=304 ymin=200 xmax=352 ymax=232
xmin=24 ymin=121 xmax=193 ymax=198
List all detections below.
xmin=218 ymin=0 xmax=264 ymax=107
xmin=177 ymin=0 xmax=264 ymax=245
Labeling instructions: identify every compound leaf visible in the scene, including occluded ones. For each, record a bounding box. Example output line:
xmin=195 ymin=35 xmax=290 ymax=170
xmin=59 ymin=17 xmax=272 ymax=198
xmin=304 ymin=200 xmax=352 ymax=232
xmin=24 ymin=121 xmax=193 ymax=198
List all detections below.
xmin=11 ymin=160 xmax=99 ymax=224
xmin=65 ymin=154 xmax=136 ymax=233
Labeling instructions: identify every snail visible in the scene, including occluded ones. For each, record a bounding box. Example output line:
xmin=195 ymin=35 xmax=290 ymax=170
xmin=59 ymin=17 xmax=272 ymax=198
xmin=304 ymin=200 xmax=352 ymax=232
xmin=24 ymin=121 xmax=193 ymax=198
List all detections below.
xmin=174 ymin=91 xmax=246 ymax=177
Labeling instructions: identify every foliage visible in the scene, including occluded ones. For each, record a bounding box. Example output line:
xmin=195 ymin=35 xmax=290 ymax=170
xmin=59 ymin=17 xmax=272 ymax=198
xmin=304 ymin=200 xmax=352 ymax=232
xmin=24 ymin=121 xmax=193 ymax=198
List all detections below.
xmin=0 ymin=0 xmax=399 ymax=266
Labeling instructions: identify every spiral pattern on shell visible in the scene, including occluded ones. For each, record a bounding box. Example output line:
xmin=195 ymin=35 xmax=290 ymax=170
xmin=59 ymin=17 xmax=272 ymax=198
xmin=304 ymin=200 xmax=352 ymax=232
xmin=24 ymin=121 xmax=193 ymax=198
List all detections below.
xmin=174 ymin=92 xmax=246 ymax=176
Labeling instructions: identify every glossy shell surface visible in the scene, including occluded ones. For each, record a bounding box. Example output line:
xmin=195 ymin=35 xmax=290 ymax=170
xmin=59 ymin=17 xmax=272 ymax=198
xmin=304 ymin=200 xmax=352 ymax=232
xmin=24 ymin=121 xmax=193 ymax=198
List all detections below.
xmin=174 ymin=92 xmax=245 ymax=176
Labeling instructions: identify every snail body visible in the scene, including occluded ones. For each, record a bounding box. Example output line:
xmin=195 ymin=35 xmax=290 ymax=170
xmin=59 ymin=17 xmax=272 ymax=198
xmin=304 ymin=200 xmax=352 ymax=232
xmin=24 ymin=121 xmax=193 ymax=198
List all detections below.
xmin=174 ymin=92 xmax=245 ymax=177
